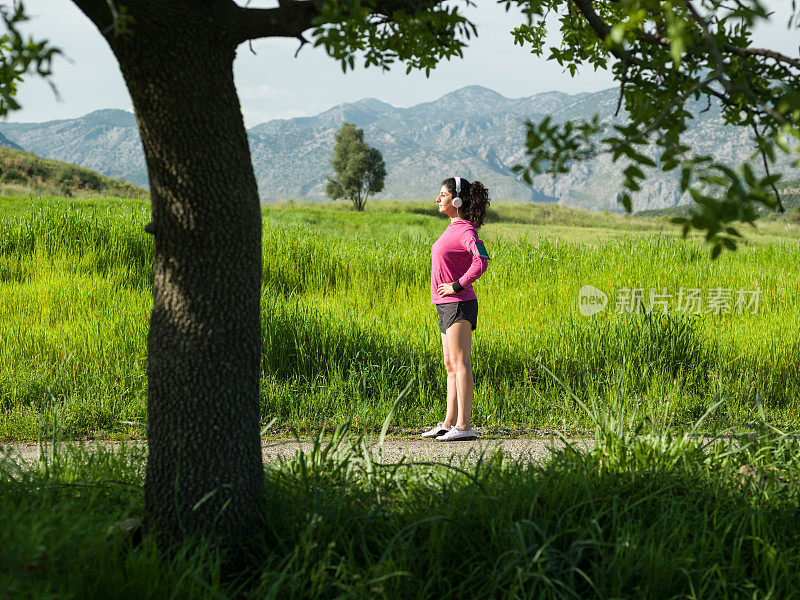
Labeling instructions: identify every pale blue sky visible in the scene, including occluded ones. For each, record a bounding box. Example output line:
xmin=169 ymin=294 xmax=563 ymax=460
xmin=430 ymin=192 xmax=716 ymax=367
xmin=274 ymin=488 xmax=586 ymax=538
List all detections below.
xmin=9 ymin=1 xmax=798 ymax=127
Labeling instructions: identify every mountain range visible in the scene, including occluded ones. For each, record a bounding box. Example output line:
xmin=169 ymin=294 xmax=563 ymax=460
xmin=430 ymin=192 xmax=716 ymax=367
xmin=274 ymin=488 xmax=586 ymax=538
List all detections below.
xmin=1 ymin=85 xmax=797 ymax=211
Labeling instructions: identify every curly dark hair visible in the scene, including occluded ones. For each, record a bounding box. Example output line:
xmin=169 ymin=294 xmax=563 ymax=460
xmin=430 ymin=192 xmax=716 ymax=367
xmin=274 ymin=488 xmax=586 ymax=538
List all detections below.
xmin=442 ymin=177 xmax=491 ymax=229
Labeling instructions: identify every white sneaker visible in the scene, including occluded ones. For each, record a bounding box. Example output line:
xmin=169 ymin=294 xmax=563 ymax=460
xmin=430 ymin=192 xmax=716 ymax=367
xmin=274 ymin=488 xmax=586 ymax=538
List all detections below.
xmin=421 ymin=422 xmax=451 ymax=439
xmin=435 ymin=426 xmax=477 ymax=442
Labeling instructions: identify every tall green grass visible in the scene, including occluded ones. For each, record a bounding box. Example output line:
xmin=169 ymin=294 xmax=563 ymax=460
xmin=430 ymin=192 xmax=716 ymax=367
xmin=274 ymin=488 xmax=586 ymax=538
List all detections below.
xmin=4 ymin=394 xmax=800 ymax=598
xmin=1 ymin=196 xmax=799 ymax=439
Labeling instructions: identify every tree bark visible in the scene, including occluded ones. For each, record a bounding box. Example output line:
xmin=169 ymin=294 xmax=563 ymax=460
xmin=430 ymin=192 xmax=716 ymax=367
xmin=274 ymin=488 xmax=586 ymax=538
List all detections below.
xmin=75 ymin=0 xmax=265 ymax=553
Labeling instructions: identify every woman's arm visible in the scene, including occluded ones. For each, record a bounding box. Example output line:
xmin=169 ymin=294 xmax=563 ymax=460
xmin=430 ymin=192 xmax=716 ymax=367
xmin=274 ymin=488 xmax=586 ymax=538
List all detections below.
xmin=452 ymin=236 xmax=489 ymax=292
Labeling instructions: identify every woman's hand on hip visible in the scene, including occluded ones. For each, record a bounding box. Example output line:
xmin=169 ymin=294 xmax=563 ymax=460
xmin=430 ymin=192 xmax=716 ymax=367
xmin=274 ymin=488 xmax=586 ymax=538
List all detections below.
xmin=437 ymin=282 xmax=456 ymax=296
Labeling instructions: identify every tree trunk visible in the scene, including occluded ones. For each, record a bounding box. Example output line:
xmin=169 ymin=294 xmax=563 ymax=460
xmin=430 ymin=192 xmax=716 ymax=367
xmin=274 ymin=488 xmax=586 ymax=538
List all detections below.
xmin=82 ymin=0 xmax=264 ymax=553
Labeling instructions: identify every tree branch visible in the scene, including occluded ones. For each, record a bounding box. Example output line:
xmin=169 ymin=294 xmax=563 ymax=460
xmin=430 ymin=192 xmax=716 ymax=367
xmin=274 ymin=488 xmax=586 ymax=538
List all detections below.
xmin=568 ymin=0 xmax=788 ymax=131
xmin=231 ymin=0 xmax=445 ymax=45
xmin=626 ymin=74 xmax=723 ymax=146
xmin=294 ymin=33 xmax=310 ymax=57
xmin=631 ymin=27 xmax=800 ymax=78
xmin=751 ymin=121 xmax=785 ymax=213
xmin=684 ymin=1 xmax=790 ymax=126
xmin=723 ymin=45 xmax=800 ymax=71
xmin=231 ymin=0 xmax=320 ymax=45
xmin=569 ymin=0 xmax=634 ymax=63
xmin=569 ymin=0 xmax=611 ymax=37
xmin=614 ymin=6 xmax=800 ymax=75
xmin=684 ymin=0 xmax=725 ymax=75
xmin=615 ymin=68 xmax=626 ymax=117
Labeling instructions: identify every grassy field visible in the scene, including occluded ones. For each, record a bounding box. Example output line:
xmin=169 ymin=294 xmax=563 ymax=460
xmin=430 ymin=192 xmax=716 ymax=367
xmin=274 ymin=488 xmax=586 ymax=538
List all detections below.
xmin=1 ymin=194 xmax=799 ymax=440
xmin=4 ymin=193 xmax=800 ymax=598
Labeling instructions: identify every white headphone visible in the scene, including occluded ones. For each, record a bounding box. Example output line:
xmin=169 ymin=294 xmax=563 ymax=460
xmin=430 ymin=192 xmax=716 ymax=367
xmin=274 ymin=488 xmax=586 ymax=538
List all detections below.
xmin=452 ymin=176 xmax=463 ymax=208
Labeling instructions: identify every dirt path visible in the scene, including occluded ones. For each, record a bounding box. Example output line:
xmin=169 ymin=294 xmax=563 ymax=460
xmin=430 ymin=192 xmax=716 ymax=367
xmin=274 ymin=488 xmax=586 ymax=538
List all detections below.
xmin=1 ymin=435 xmax=596 ymax=466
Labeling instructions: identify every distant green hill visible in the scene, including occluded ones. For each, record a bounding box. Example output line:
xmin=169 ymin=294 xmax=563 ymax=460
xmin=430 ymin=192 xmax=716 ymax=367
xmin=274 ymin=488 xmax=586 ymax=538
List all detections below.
xmin=0 ymin=147 xmax=147 ymax=199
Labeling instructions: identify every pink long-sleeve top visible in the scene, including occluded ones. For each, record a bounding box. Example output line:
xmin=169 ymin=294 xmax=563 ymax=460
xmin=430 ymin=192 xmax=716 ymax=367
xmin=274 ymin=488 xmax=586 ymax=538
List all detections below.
xmin=430 ymin=219 xmax=490 ymax=304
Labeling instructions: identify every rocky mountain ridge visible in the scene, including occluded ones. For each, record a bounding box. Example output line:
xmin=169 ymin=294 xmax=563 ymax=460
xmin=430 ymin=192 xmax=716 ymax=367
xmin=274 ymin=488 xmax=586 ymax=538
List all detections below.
xmin=1 ymin=85 xmax=797 ymax=212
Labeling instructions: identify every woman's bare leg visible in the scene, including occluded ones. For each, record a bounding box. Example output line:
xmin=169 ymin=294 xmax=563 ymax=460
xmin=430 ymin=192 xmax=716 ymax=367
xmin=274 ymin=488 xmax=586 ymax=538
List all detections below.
xmin=444 ymin=319 xmax=473 ymax=430
xmin=441 ymin=332 xmax=458 ymax=427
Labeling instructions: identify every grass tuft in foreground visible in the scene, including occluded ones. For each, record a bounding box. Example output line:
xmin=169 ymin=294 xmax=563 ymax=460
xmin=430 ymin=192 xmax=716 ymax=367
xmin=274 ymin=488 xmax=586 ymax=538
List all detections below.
xmin=3 ymin=393 xmax=800 ymax=599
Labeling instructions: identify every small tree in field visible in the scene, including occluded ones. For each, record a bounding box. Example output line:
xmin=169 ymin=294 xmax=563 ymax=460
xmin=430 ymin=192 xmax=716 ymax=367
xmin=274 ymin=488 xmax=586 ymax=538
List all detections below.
xmin=326 ymin=122 xmax=386 ymax=211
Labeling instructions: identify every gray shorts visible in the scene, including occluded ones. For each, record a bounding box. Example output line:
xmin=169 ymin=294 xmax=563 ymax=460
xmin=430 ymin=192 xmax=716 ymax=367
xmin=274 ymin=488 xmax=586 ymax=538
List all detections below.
xmin=436 ymin=299 xmax=478 ymax=334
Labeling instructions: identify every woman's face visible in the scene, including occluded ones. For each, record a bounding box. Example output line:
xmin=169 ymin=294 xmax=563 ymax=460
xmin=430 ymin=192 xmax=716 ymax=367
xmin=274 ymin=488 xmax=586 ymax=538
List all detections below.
xmin=436 ymin=184 xmax=456 ymax=216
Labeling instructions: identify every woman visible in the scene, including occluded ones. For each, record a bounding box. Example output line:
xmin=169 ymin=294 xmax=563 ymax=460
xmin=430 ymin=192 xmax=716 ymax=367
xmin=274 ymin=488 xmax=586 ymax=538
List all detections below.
xmin=422 ymin=176 xmax=491 ymax=442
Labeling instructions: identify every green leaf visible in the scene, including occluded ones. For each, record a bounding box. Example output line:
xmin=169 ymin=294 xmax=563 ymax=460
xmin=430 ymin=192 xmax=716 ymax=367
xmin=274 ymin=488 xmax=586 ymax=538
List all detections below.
xmin=680 ymin=168 xmax=691 ymax=193
xmin=670 ymin=39 xmax=684 ymax=67
xmin=662 ymin=160 xmax=679 ymax=171
xmin=609 ymin=23 xmax=626 ymax=45
xmin=742 ymin=162 xmax=756 ymax=187
xmin=623 ymin=165 xmax=645 ymax=180
xmin=618 ymin=192 xmax=633 ymax=212
xmin=633 ymin=153 xmax=657 ymax=168
xmin=725 ymin=226 xmax=741 ymax=237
